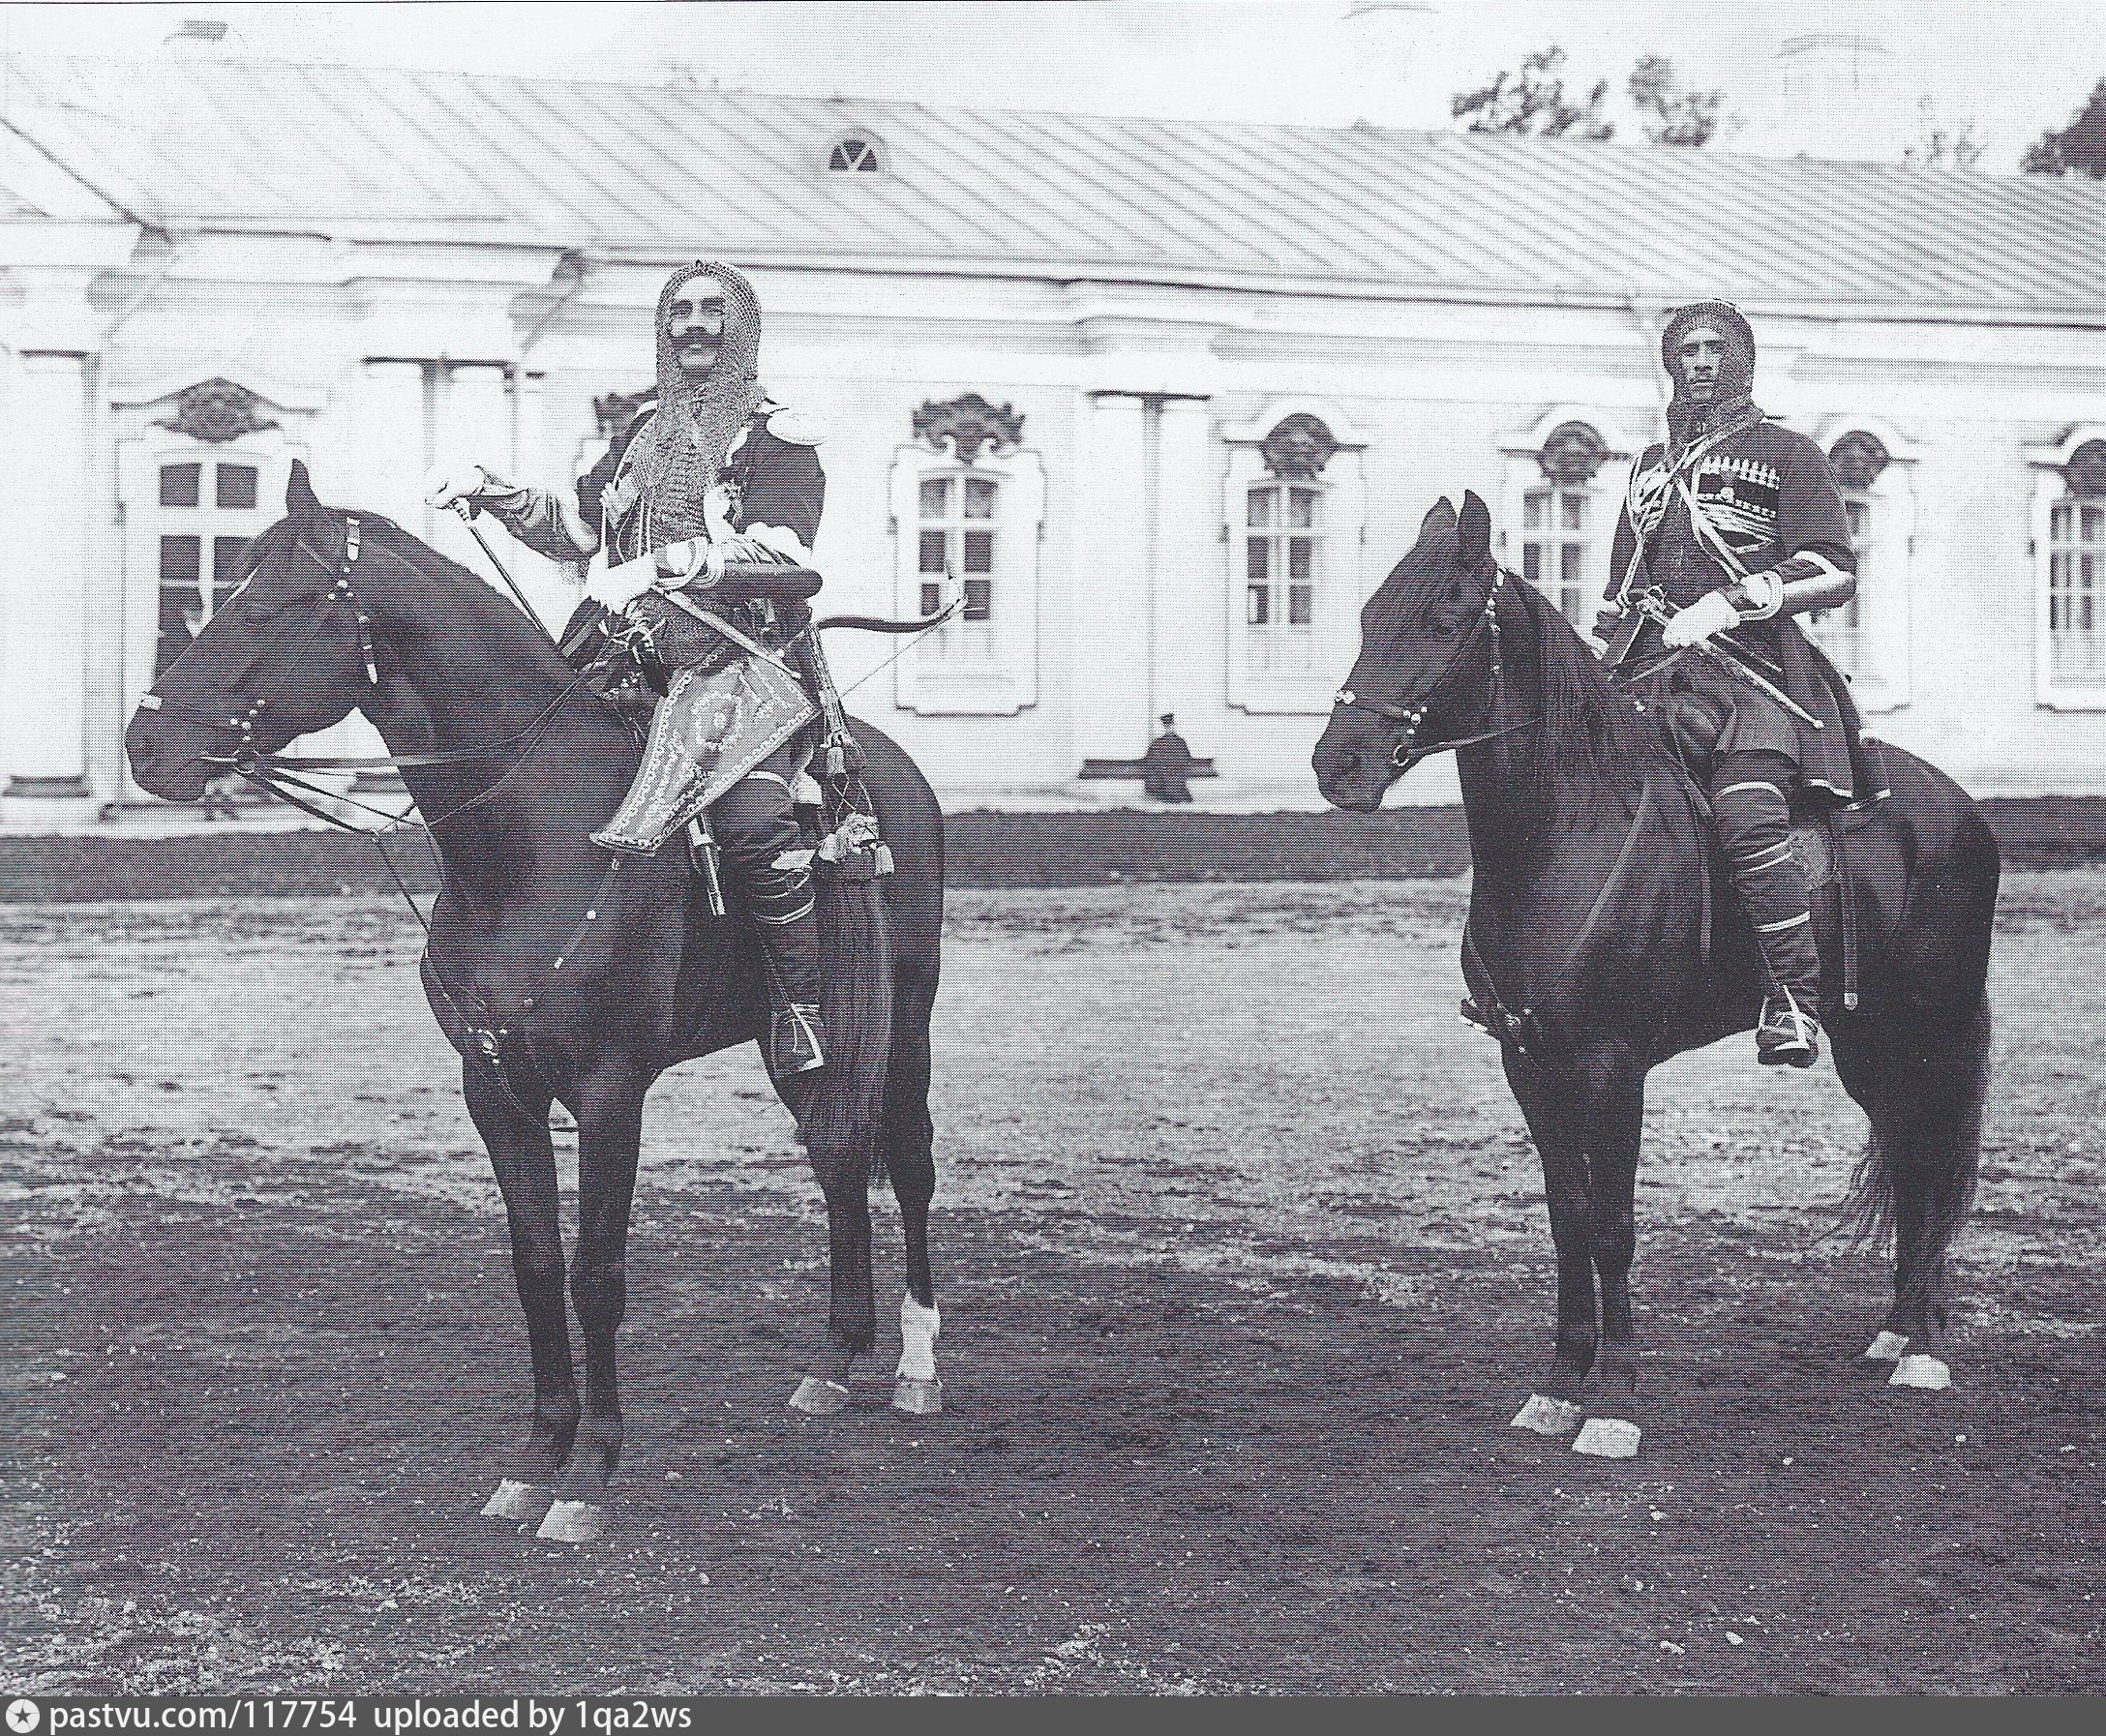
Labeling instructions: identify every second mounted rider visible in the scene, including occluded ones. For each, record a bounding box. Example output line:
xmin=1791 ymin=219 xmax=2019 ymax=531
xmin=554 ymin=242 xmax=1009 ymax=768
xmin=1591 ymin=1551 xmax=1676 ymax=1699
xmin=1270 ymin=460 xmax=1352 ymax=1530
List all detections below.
xmin=1598 ymin=301 xmax=1880 ymax=1069
xmin=427 ymin=261 xmax=830 ymax=1080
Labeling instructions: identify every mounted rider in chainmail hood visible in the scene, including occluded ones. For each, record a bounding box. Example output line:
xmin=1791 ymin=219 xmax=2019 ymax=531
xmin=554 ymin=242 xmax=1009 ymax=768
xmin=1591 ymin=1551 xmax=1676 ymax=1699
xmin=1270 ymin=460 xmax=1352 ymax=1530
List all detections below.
xmin=426 ymin=260 xmax=832 ymax=1080
xmin=1597 ymin=300 xmax=1880 ymax=1070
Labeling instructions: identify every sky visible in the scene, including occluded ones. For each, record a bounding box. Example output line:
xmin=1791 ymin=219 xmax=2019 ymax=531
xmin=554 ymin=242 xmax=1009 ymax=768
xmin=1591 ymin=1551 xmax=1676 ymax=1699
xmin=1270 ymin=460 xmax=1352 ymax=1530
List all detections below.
xmin=1 ymin=1 xmax=2098 ymax=171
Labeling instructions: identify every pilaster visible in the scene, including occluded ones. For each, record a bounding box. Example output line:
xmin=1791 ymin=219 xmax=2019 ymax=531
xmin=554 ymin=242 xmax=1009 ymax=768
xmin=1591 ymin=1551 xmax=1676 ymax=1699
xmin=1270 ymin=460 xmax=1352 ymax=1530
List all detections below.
xmin=1069 ymin=392 xmax=1152 ymax=762
xmin=0 ymin=265 xmax=102 ymax=815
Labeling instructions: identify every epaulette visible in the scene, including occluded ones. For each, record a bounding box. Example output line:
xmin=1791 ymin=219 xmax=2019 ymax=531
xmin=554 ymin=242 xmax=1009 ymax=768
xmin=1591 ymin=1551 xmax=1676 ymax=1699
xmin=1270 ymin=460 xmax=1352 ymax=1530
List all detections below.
xmin=764 ymin=404 xmax=827 ymax=447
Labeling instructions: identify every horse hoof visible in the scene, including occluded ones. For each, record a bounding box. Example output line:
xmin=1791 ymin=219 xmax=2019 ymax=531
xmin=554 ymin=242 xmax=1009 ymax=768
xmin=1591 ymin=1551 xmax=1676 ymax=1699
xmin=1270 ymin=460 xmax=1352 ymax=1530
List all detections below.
xmin=1863 ymin=1331 xmax=1910 ymax=1362
xmin=480 ymin=1479 xmax=554 ymax=1523
xmin=892 ymin=1377 xmax=943 ymax=1417
xmin=1888 ymin=1354 xmax=1952 ymax=1392
xmin=1573 ymin=1418 xmax=1641 ymax=1459
xmin=790 ymin=1376 xmax=852 ymax=1416
xmin=1511 ymin=1393 xmax=1583 ymax=1437
xmin=535 ymin=1499 xmax=610 ymax=1542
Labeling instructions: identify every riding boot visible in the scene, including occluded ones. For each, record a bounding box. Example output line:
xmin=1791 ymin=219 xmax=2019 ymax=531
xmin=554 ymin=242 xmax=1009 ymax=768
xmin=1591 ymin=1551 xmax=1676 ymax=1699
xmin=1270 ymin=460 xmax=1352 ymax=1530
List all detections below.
xmin=746 ymin=861 xmax=827 ymax=1076
xmin=1711 ymin=763 xmax=1823 ymax=1067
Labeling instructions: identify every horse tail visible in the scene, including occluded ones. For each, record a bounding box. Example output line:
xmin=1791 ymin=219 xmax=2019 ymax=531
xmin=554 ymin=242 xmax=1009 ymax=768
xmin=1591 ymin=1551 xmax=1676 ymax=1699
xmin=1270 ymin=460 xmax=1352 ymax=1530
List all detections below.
xmin=807 ymin=857 xmax=896 ymax=1187
xmin=1840 ymin=989 xmax=1989 ymax=1272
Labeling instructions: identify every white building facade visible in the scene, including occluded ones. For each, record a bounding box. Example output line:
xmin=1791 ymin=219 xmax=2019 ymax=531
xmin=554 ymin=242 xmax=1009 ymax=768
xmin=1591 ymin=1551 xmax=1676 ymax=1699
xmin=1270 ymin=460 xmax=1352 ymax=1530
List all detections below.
xmin=5 ymin=53 xmax=2106 ymax=823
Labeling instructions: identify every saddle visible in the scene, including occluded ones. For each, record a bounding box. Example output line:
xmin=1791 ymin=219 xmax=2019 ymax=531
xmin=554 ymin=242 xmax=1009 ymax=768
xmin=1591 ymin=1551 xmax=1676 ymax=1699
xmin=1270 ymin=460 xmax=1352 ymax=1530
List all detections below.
xmin=1689 ymin=737 xmax=1903 ymax=1018
xmin=1459 ymin=736 xmax=1905 ymax=1053
xmin=566 ymin=585 xmax=886 ymax=892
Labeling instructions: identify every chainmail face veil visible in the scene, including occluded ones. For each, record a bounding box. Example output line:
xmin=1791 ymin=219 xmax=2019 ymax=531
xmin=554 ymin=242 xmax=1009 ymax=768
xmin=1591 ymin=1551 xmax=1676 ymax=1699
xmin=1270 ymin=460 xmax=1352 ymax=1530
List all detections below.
xmin=1661 ymin=299 xmax=1760 ymax=455
xmin=634 ymin=260 xmax=767 ymax=542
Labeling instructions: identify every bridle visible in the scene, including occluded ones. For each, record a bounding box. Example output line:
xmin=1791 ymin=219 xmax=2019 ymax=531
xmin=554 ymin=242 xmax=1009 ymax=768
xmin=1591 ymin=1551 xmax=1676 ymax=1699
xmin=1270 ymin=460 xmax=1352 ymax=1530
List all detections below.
xmin=135 ymin=508 xmax=632 ymax=1120
xmin=139 ymin=512 xmax=604 ymax=834
xmin=1331 ymin=563 xmax=1540 ymax=771
xmin=138 ymin=514 xmax=382 ymax=760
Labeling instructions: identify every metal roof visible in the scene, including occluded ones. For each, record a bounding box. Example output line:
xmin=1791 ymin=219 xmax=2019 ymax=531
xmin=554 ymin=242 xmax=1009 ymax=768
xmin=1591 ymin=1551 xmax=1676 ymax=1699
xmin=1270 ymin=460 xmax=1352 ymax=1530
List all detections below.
xmin=5 ymin=51 xmax=2105 ymax=317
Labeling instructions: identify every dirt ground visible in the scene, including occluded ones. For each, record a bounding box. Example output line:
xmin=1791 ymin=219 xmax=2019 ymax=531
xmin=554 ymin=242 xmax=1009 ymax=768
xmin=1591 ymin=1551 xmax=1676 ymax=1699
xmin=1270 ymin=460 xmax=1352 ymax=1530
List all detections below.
xmin=3 ymin=876 xmax=2103 ymax=1694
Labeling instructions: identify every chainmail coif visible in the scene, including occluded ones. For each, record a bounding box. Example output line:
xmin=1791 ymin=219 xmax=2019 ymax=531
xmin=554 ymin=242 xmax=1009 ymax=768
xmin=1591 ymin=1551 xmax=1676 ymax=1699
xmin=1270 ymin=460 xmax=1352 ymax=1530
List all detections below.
xmin=1661 ymin=299 xmax=1760 ymax=456
xmin=633 ymin=260 xmax=767 ymax=543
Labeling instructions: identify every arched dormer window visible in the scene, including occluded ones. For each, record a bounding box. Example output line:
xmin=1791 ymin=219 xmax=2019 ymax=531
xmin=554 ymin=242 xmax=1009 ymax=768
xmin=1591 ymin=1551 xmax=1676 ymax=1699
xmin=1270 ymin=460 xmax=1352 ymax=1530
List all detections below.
xmin=827 ymin=135 xmax=884 ymax=173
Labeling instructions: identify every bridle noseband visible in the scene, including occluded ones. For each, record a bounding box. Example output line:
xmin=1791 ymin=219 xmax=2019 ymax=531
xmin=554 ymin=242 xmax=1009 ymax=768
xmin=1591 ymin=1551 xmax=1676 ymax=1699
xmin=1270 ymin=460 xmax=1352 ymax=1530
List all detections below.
xmin=1333 ymin=564 xmax=1537 ymax=770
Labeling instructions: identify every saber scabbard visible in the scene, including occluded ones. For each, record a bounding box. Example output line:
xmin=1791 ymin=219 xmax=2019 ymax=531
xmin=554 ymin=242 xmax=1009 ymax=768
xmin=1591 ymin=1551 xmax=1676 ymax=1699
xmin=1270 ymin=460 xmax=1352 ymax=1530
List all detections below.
xmin=1632 ymin=590 xmax=1823 ymax=731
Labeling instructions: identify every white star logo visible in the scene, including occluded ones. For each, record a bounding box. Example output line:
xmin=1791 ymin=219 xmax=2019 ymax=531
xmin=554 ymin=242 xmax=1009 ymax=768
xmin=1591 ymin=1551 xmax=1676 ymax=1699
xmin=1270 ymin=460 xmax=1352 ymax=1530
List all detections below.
xmin=8 ymin=1700 xmax=42 ymax=1734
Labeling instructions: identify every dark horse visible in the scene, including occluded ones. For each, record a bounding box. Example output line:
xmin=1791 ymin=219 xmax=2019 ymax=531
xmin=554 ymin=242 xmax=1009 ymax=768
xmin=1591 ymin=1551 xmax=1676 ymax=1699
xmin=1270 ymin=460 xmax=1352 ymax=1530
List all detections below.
xmin=127 ymin=463 xmax=947 ymax=1539
xmin=1312 ymin=494 xmax=1998 ymax=1457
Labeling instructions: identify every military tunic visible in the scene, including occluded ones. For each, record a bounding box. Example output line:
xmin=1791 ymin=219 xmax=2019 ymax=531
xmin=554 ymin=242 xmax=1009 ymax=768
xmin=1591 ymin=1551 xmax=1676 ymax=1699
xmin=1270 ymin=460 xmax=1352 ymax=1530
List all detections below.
xmin=1609 ymin=419 xmax=1878 ymax=803
xmin=574 ymin=395 xmax=827 ymax=673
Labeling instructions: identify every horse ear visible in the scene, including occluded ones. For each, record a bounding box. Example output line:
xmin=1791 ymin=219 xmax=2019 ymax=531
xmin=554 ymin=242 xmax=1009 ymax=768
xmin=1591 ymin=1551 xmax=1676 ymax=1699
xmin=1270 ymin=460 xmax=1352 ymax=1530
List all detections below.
xmin=285 ymin=459 xmax=319 ymax=521
xmin=1458 ymin=491 xmax=1492 ymax=565
xmin=1419 ymin=496 xmax=1458 ymax=540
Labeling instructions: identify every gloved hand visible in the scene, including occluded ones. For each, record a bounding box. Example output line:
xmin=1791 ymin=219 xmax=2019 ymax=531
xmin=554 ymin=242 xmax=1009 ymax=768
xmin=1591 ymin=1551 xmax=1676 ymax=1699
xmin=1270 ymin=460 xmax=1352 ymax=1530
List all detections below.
xmin=1661 ymin=587 xmax=1741 ymax=649
xmin=584 ymin=554 xmax=661 ymax=613
xmin=423 ymin=463 xmax=490 ymax=515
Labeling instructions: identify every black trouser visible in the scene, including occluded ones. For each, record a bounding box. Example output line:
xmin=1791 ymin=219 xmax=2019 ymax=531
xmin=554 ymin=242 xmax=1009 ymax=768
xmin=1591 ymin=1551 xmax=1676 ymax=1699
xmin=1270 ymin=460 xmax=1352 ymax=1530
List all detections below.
xmin=1708 ymin=747 xmax=1820 ymax=1018
xmin=710 ymin=740 xmax=821 ymax=1009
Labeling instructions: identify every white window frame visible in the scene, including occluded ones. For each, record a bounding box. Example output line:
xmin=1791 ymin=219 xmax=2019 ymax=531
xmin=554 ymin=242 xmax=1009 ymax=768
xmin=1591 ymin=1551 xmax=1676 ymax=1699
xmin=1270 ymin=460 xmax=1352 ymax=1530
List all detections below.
xmin=2028 ymin=426 xmax=2106 ymax=711
xmin=141 ymin=445 xmax=277 ymax=678
xmin=1805 ymin=414 xmax=1920 ymax=713
xmin=112 ymin=383 xmax=316 ymax=726
xmin=1518 ymin=480 xmax=1600 ymax=628
xmin=888 ymin=441 xmax=1044 ymax=716
xmin=1496 ymin=407 xmax=1644 ymax=638
xmin=1220 ymin=401 xmax=1368 ymax=715
xmin=913 ymin=469 xmax=1005 ymax=661
xmin=824 ymin=131 xmax=888 ymax=174
xmin=115 ymin=419 xmax=311 ymax=803
xmin=1240 ymin=474 xmax=1328 ymax=679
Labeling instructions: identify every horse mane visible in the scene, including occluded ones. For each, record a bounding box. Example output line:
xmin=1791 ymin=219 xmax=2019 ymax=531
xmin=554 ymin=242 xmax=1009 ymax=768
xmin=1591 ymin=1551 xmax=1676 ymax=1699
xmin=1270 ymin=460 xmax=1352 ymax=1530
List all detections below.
xmin=306 ymin=504 xmax=582 ymax=689
xmin=1504 ymin=574 xmax=1665 ymax=792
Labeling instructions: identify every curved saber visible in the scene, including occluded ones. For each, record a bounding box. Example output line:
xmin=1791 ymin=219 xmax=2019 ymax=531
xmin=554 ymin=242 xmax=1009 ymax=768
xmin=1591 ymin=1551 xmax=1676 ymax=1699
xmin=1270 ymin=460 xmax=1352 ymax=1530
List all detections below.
xmin=812 ymin=600 xmax=962 ymax=635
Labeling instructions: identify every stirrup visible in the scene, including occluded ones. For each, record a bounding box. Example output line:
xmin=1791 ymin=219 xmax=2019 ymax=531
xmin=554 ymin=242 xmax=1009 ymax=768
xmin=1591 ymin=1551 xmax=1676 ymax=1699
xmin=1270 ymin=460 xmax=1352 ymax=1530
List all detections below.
xmin=1757 ymin=989 xmax=1820 ymax=1068
xmin=770 ymin=1002 xmax=827 ymax=1077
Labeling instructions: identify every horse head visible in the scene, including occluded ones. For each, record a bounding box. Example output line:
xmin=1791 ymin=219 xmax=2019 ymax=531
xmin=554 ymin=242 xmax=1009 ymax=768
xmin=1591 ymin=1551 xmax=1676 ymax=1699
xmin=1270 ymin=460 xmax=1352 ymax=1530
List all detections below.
xmin=126 ymin=461 xmax=383 ymax=801
xmin=1312 ymin=490 xmax=1499 ymax=813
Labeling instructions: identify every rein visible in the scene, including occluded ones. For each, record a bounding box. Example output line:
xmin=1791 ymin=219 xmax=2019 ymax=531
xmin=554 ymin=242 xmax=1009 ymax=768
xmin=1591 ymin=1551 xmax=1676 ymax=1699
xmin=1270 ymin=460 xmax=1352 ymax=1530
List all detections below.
xmin=145 ymin=511 xmax=641 ymax=1122
xmin=1332 ymin=564 xmax=1541 ymax=770
xmin=148 ymin=516 xmax=610 ymax=836
xmin=1328 ymin=557 xmax=1673 ymax=1056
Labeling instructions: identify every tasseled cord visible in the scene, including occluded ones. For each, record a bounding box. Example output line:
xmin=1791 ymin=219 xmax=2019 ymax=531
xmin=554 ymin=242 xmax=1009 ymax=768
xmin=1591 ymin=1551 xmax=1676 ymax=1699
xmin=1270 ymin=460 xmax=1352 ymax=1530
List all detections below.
xmin=801 ymin=856 xmax=895 ymax=1186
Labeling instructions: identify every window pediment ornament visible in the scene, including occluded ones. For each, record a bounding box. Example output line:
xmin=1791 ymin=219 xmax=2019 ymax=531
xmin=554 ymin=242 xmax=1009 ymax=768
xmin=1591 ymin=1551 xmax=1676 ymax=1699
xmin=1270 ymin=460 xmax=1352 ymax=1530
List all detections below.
xmin=1260 ymin=413 xmax=1338 ymax=480
xmin=2065 ymin=438 xmax=2106 ymax=500
xmin=1536 ymin=420 xmax=1610 ymax=487
xmin=154 ymin=378 xmax=279 ymax=445
xmin=1829 ymin=429 xmax=1892 ymax=492
xmin=913 ymin=393 xmax=1025 ymax=464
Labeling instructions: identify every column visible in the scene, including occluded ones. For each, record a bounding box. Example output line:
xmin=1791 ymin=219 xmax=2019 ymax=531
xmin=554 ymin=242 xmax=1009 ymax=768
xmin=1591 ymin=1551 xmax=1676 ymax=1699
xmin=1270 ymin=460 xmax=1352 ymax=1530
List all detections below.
xmin=1068 ymin=392 xmax=1153 ymax=763
xmin=320 ymin=360 xmax=428 ymax=789
xmin=0 ymin=347 xmax=93 ymax=809
xmin=352 ymin=359 xmax=428 ymax=530
xmin=1152 ymin=396 xmax=1219 ymax=758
